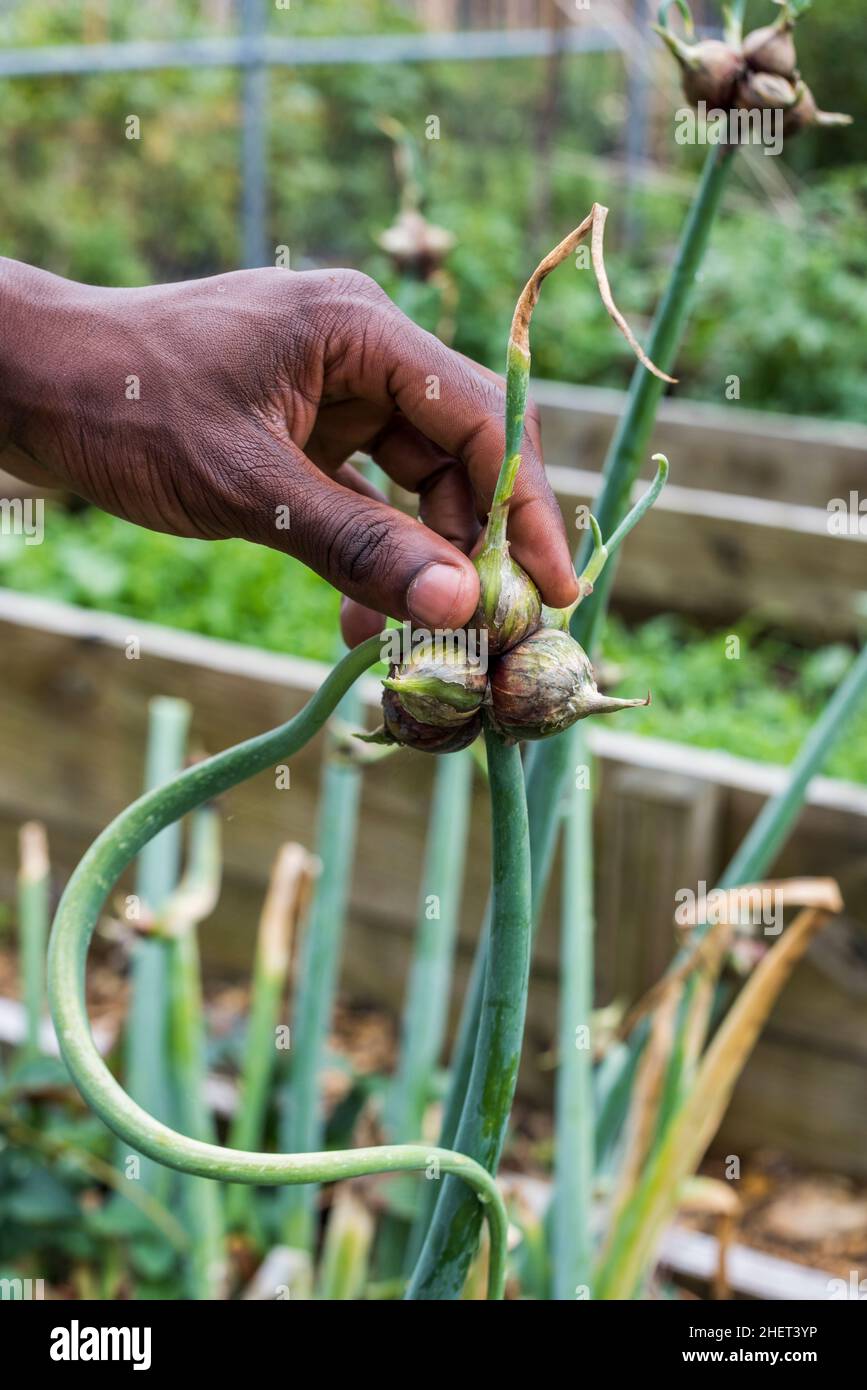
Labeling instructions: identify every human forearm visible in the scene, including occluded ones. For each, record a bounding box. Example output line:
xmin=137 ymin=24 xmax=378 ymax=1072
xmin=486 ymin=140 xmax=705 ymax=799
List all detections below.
xmin=0 ymin=258 xmax=98 ymax=480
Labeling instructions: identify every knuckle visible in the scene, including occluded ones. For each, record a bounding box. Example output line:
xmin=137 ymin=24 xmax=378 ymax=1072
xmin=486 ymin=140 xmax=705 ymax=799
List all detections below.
xmin=338 ymin=268 xmax=389 ymax=304
xmin=326 ymin=503 xmax=395 ymax=587
xmin=291 ymin=268 xmax=393 ymax=361
xmin=193 ymin=425 xmax=285 ymax=533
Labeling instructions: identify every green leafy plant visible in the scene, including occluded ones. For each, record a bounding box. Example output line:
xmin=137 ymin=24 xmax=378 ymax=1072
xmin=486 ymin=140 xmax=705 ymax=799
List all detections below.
xmin=46 ymin=638 xmax=509 ymax=1298
xmin=41 ymin=198 xmax=671 ymax=1301
xmin=20 ymin=3 xmax=865 ymax=1297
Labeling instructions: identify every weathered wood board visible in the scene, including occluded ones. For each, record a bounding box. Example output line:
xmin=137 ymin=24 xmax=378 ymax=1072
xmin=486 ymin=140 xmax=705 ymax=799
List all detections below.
xmin=384 ymin=382 xmax=867 ymax=637
xmin=1 ymin=591 xmax=866 ymax=1173
xmin=533 ymin=380 xmax=867 ymax=509
xmin=5 ymin=382 xmax=867 ymax=635
xmin=547 ymin=467 xmax=867 ymax=637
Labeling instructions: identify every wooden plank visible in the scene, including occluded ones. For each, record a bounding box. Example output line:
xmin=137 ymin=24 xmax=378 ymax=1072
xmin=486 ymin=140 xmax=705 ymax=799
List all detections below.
xmin=659 ymin=1225 xmax=839 ymax=1301
xmin=722 ymin=1033 xmax=867 ymax=1179
xmin=1 ymin=591 xmax=867 ymax=1171
xmin=533 ymin=379 xmax=867 ymax=508
xmin=594 ymin=763 xmax=723 ymax=1002
xmin=547 ymin=464 xmax=867 ymax=636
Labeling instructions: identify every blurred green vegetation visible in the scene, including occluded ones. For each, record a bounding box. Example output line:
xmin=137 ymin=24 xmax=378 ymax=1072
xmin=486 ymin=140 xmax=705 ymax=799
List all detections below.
xmin=0 ymin=510 xmax=341 ymax=662
xmin=1 ymin=511 xmax=865 ymax=783
xmin=604 ymin=614 xmax=867 ymax=782
xmin=0 ymin=0 xmax=864 ymax=419
xmin=0 ymin=1 xmax=865 ymax=774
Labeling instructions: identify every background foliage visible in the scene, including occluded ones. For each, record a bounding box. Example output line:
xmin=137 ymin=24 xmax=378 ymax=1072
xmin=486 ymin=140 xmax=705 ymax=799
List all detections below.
xmin=2 ymin=510 xmax=865 ymax=783
xmin=0 ymin=0 xmax=865 ymax=420
xmin=0 ymin=0 xmax=864 ymax=772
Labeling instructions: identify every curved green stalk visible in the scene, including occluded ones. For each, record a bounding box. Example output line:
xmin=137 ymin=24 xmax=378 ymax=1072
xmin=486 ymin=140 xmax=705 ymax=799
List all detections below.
xmin=159 ymin=807 xmax=225 ymax=1300
xmin=47 ymin=636 xmax=507 ymax=1299
xmin=658 ymin=0 xmax=695 ymax=36
xmin=551 ymin=455 xmax=670 ymax=623
xmin=405 ymin=727 xmax=531 ymax=1300
xmin=598 ymin=454 xmax=669 ymax=566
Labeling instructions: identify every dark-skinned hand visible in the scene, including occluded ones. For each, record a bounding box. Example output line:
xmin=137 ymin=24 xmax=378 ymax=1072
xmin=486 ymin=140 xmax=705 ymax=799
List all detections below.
xmin=0 ymin=261 xmax=578 ymax=645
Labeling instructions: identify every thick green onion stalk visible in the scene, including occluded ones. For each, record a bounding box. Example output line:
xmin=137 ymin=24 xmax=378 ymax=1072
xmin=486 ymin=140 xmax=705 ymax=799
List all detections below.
xmin=404 ymin=207 xmax=668 ymax=1297
xmin=159 ymin=806 xmax=226 ymax=1300
xmin=46 ymin=636 xmax=508 ymax=1301
xmin=17 ymin=821 xmax=50 ymax=1061
xmin=405 ymin=729 xmax=531 ymax=1299
xmin=427 ymin=3 xmax=749 ymax=1259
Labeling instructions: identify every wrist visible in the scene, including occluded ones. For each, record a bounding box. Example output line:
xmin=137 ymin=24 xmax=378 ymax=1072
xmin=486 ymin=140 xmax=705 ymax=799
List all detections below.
xmin=0 ymin=259 xmax=95 ymax=452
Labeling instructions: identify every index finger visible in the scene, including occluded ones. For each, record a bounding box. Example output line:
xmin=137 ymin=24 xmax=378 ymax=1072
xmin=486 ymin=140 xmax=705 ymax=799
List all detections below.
xmin=341 ymin=301 xmax=579 ymax=610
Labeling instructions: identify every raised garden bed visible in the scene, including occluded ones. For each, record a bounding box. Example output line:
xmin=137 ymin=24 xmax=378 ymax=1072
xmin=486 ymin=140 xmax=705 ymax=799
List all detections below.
xmin=2 ymin=589 xmax=866 ymax=1177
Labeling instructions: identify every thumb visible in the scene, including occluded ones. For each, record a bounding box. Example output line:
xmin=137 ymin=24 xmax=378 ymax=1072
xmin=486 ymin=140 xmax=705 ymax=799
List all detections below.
xmin=236 ymin=434 xmax=480 ymax=630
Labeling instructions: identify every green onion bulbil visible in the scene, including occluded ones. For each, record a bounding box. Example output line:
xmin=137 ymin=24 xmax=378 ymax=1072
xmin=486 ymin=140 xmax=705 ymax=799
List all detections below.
xmin=380 ymin=204 xmax=669 ymax=755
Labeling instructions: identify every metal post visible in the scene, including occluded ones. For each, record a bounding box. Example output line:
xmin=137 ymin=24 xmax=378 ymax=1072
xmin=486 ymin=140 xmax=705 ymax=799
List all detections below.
xmin=623 ymin=0 xmax=652 ymax=248
xmin=240 ymin=0 xmax=268 ymax=268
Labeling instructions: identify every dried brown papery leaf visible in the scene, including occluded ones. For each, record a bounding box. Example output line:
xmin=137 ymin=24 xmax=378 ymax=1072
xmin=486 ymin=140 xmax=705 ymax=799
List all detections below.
xmin=509 ymin=203 xmax=675 ymax=383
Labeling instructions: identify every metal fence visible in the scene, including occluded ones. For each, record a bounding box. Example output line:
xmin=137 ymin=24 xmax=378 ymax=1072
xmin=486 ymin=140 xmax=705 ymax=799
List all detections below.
xmin=1 ymin=0 xmax=627 ymax=268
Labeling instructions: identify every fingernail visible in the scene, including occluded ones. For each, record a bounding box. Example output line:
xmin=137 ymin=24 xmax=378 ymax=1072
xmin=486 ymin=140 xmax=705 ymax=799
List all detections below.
xmin=407 ymin=563 xmax=466 ymax=627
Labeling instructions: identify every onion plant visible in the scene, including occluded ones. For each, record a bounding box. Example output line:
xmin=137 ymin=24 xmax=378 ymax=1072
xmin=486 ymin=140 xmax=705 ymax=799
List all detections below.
xmin=552 ymin=724 xmax=595 ymax=1300
xmin=376 ymin=747 xmax=474 ymax=1277
xmin=45 ymin=189 xmax=672 ymax=1300
xmin=278 ymin=674 xmax=365 ymax=1254
xmin=316 ymin=1188 xmax=375 ymax=1301
xmin=17 ymin=821 xmax=50 ymax=1061
xmin=226 ymin=841 xmax=316 ymax=1235
xmin=123 ymin=696 xmax=190 ymax=1200
xmin=156 ymin=806 xmax=225 ymax=1300
xmin=46 ymin=638 xmax=509 ymax=1298
xmin=427 ymin=0 xmax=748 ymax=1266
xmin=44 ymin=2 xmax=859 ymax=1295
xmin=593 ymin=880 xmax=844 ymax=1299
